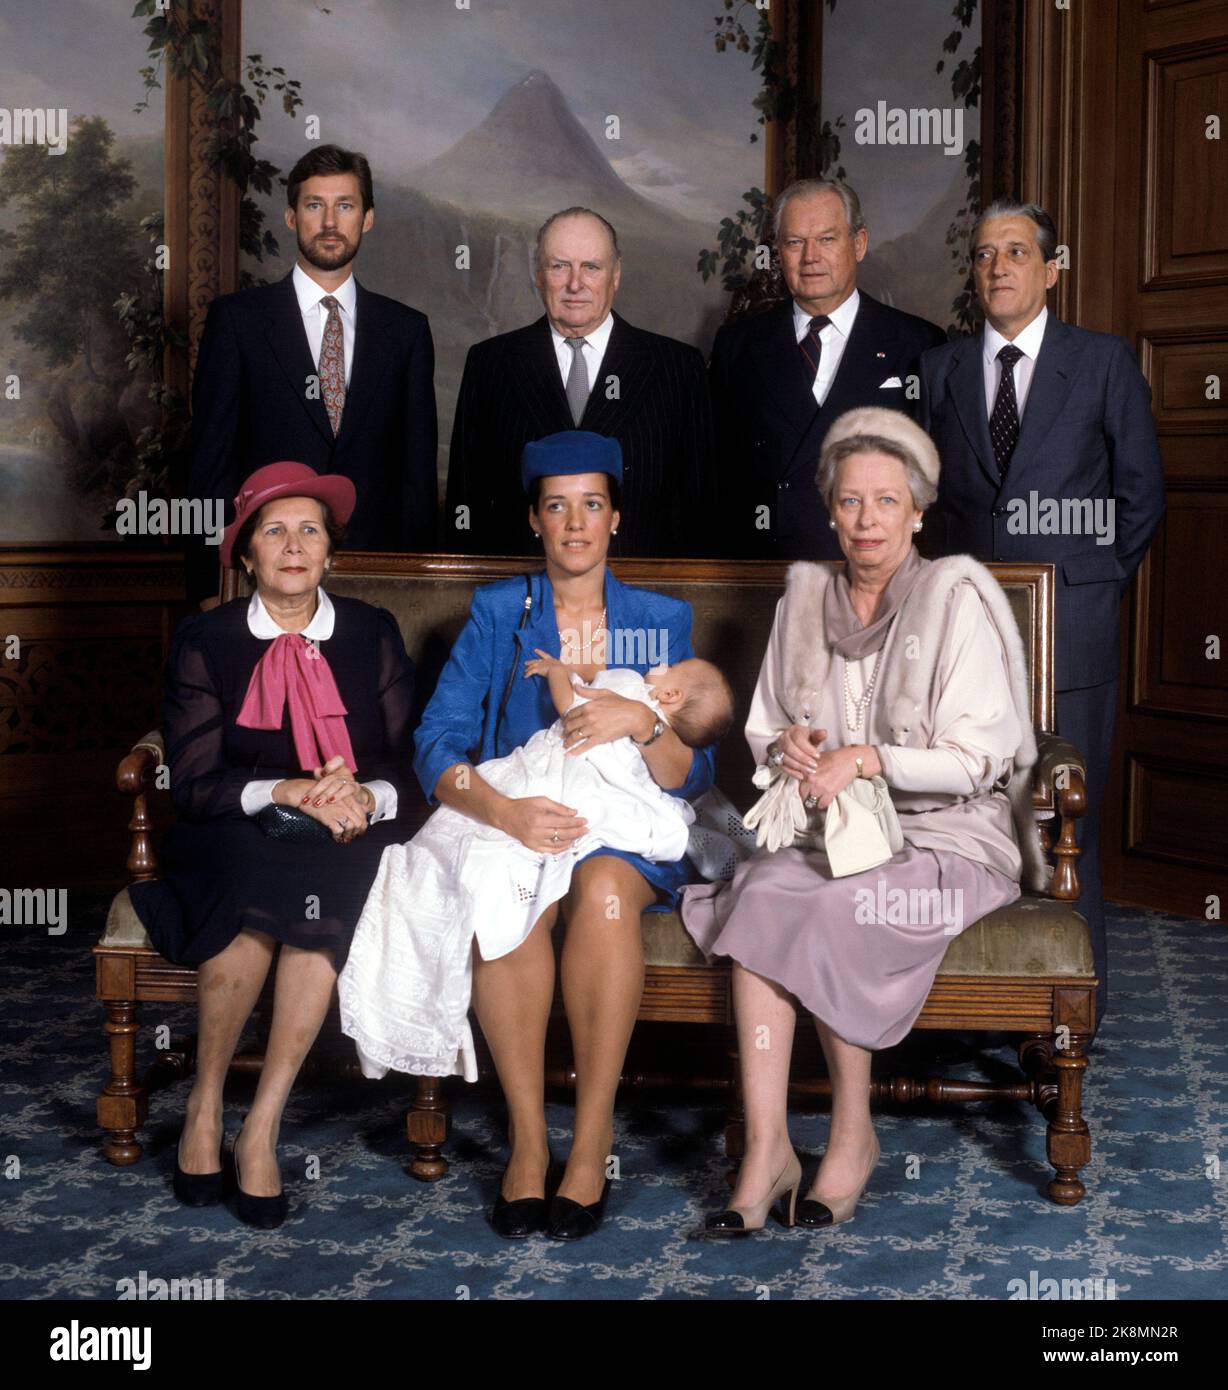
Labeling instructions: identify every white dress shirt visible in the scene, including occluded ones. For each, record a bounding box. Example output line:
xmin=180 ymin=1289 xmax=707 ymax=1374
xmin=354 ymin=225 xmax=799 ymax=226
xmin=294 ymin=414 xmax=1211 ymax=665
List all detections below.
xmin=293 ymin=263 xmax=356 ymax=387
xmin=793 ymin=289 xmax=860 ymax=408
xmin=549 ymin=312 xmax=615 ymax=398
xmin=239 ymin=586 xmax=397 ymax=822
xmin=982 ymin=305 xmax=1047 ymax=420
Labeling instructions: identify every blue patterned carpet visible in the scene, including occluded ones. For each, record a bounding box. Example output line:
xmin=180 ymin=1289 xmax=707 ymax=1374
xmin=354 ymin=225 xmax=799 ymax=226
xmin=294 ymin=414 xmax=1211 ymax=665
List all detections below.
xmin=2 ymin=898 xmax=1225 ymax=1301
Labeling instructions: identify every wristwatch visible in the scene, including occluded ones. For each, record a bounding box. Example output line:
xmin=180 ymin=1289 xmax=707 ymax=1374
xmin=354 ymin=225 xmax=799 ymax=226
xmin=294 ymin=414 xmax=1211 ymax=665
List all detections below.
xmin=633 ymin=715 xmax=666 ymax=747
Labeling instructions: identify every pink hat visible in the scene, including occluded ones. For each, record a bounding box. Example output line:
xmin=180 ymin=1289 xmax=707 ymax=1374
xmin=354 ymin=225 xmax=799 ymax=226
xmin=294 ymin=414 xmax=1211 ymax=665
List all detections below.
xmin=220 ymin=462 xmax=356 ymax=566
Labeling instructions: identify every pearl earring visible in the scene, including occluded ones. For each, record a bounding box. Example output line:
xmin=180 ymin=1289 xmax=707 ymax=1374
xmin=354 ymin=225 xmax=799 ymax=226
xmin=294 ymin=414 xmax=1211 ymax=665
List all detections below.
xmin=611 ymin=528 xmax=618 ymax=536
xmin=913 ymin=521 xmax=923 ymax=533
xmin=828 ymin=520 xmax=837 ymax=530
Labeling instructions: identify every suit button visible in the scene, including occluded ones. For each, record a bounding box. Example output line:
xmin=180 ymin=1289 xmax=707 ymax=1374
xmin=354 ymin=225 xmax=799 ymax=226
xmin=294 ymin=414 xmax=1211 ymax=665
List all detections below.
xmin=992 ymin=506 xmax=1005 ymax=518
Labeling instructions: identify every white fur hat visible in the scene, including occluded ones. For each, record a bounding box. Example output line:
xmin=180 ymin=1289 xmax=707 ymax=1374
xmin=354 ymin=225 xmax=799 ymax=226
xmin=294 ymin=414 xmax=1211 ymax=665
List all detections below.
xmin=819 ymin=406 xmax=941 ymax=489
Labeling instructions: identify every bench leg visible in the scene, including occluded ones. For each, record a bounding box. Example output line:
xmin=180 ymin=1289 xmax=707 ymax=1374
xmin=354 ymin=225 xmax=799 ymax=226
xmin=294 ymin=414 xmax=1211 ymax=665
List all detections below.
xmin=407 ymin=1074 xmax=449 ymax=1180
xmin=1046 ymin=1031 xmax=1091 ymax=1205
xmin=98 ymin=999 xmax=147 ymax=1165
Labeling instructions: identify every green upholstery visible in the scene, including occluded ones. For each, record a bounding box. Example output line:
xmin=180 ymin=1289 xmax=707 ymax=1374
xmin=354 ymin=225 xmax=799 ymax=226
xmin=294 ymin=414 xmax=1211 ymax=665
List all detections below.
xmin=102 ymin=887 xmax=153 ymax=949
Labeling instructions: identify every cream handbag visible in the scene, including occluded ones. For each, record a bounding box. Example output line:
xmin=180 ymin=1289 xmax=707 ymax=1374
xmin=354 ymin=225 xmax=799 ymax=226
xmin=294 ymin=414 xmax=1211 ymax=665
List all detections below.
xmin=743 ymin=759 xmax=903 ymax=877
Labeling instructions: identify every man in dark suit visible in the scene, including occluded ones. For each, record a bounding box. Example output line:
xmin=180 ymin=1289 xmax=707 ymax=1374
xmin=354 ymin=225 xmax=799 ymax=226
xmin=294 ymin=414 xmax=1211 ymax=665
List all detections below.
xmin=186 ymin=144 xmax=437 ymax=600
xmin=710 ymin=179 xmax=946 ymax=559
xmin=919 ymin=200 xmax=1166 ymax=1026
xmin=445 ymin=207 xmax=713 ymax=557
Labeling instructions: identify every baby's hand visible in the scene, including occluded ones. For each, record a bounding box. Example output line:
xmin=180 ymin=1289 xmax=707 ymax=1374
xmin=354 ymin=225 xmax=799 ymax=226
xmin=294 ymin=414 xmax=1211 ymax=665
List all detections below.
xmin=524 ymin=648 xmax=565 ymax=678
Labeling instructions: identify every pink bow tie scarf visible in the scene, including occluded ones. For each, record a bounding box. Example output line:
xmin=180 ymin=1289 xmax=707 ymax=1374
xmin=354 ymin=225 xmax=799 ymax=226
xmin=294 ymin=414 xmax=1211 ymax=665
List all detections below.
xmin=236 ymin=632 xmax=358 ymax=775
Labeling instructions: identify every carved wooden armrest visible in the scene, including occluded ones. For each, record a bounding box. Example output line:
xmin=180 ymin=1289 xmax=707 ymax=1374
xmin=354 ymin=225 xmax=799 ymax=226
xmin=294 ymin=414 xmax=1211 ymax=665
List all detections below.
xmin=1034 ymin=732 xmax=1087 ymax=902
xmin=116 ymin=730 xmax=164 ymax=882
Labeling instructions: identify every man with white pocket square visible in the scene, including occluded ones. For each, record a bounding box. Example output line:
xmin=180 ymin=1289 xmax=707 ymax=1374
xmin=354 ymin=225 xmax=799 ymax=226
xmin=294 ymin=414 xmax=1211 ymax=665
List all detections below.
xmin=710 ymin=178 xmax=946 ymax=559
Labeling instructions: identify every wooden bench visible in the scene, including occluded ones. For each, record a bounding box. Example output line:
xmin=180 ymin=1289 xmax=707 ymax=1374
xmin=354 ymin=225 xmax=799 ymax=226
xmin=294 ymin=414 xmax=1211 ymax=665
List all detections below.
xmin=97 ymin=555 xmax=1095 ymax=1204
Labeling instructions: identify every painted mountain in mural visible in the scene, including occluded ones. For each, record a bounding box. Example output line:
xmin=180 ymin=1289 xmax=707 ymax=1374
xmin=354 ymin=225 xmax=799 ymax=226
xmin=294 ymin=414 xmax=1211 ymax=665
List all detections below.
xmin=411 ymin=70 xmax=669 ymax=227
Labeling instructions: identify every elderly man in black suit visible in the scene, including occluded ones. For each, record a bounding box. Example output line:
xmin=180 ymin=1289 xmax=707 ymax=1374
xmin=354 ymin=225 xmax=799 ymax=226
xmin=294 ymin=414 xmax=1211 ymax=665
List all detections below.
xmin=919 ymin=200 xmax=1166 ymax=1026
xmin=186 ymin=144 xmax=438 ymax=600
xmin=710 ymin=178 xmax=946 ymax=559
xmin=445 ymin=207 xmax=713 ymax=557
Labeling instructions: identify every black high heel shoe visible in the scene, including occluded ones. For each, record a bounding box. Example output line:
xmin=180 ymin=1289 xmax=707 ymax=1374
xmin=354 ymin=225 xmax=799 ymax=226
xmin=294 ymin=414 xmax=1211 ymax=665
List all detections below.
xmin=229 ymin=1119 xmax=288 ymax=1230
xmin=490 ymin=1154 xmax=557 ymax=1239
xmin=545 ymin=1176 xmax=611 ymax=1241
xmin=172 ymin=1129 xmax=227 ymax=1207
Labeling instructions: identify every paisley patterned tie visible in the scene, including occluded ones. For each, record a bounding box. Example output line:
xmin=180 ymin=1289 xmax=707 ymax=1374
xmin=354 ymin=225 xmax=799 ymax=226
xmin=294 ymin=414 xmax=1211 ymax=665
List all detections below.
xmin=318 ymin=295 xmax=346 ymax=437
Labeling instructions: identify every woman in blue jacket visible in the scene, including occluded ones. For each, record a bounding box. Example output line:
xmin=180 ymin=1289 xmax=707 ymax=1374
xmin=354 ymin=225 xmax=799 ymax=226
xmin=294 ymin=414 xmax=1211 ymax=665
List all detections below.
xmin=413 ymin=431 xmax=715 ymax=1241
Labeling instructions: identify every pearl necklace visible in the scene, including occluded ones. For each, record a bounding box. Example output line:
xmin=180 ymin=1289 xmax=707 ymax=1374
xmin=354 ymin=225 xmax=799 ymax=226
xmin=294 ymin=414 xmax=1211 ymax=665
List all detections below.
xmin=843 ymin=643 xmax=885 ymax=732
xmin=559 ymin=606 xmax=607 ymax=659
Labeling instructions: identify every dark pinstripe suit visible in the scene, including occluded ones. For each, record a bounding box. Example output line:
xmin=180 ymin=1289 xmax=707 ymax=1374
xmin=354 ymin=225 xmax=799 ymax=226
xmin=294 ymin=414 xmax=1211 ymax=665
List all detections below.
xmin=444 ymin=313 xmax=714 ymax=557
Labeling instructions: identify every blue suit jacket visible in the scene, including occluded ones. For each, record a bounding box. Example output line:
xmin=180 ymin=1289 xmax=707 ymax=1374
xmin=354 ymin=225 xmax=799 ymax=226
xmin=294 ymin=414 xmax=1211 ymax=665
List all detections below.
xmin=412 ymin=570 xmax=716 ymax=911
xmin=919 ymin=315 xmax=1165 ymax=691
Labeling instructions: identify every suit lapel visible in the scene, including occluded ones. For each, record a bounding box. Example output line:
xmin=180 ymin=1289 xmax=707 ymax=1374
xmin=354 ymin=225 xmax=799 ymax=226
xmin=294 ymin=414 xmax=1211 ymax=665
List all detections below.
xmin=334 ymin=280 xmax=393 ymax=451
xmin=790 ymin=295 xmax=899 ymax=465
xmin=581 ymin=314 xmax=652 ymax=432
xmin=948 ymin=335 xmax=999 ymax=489
xmin=1008 ymin=315 xmax=1079 ymax=480
xmin=752 ymin=301 xmax=820 ymax=441
xmin=513 ymin=318 xmax=574 ymax=433
xmin=264 ymin=272 xmax=335 ymax=447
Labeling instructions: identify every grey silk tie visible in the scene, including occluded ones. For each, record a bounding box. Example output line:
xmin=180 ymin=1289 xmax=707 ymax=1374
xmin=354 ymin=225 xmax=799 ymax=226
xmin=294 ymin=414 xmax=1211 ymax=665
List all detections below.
xmin=565 ymin=337 xmax=590 ymax=426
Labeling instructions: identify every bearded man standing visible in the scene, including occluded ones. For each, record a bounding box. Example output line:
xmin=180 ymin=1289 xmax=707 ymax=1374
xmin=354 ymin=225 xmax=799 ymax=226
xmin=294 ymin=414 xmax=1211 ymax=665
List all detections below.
xmin=186 ymin=145 xmax=437 ymax=599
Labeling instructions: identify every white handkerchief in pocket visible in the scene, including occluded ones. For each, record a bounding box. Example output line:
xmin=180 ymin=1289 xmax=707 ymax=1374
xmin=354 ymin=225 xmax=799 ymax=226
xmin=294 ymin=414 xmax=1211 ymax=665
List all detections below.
xmin=878 ymin=376 xmax=903 ymax=389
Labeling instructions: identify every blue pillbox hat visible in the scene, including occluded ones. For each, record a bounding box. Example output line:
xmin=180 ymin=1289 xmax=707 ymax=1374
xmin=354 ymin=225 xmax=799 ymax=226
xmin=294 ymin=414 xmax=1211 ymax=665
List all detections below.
xmin=520 ymin=431 xmax=623 ymax=493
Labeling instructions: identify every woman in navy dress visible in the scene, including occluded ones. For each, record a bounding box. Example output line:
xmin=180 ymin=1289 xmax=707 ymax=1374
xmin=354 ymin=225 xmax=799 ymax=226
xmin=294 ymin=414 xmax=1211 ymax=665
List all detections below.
xmin=129 ymin=463 xmax=414 ymax=1227
xmin=412 ymin=431 xmax=716 ymax=1239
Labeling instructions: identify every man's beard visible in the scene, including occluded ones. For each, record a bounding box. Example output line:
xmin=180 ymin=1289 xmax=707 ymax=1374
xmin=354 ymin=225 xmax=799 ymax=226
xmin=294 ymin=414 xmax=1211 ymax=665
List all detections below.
xmin=298 ymin=228 xmax=361 ymax=272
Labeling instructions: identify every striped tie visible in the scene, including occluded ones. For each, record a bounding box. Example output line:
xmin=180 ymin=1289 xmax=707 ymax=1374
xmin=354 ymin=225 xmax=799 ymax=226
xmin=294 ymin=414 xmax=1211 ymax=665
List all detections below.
xmin=799 ymin=314 xmax=831 ymax=386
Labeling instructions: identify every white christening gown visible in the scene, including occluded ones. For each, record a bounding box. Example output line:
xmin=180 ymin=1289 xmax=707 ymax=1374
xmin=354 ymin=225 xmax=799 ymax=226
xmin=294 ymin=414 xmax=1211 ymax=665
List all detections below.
xmin=338 ymin=668 xmax=695 ymax=1081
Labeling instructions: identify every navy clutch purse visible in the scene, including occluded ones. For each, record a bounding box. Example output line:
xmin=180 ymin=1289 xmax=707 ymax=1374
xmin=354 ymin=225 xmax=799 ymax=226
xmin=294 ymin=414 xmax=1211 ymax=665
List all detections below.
xmin=255 ymin=802 xmax=334 ymax=844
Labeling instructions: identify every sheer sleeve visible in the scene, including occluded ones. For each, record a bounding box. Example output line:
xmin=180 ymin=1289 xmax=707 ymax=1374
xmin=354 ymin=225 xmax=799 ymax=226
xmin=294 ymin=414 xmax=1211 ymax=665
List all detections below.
xmin=359 ymin=607 xmax=417 ymax=798
xmin=163 ymin=617 xmax=254 ymax=823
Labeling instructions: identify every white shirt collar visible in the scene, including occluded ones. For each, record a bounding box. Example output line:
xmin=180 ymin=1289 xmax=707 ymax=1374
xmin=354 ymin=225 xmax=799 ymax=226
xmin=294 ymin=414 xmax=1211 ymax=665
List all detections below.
xmin=984 ymin=304 xmax=1047 ymax=364
xmin=793 ymin=288 xmax=860 ymax=339
xmin=292 ymin=262 xmax=356 ymax=319
xmin=550 ymin=311 xmax=614 ymax=355
xmin=247 ymin=586 xmax=335 ymax=640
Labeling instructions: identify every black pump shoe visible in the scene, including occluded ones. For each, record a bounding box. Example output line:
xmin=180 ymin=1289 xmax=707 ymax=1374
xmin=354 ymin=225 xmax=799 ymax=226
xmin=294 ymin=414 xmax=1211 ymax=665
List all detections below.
xmin=229 ymin=1121 xmax=288 ymax=1230
xmin=172 ymin=1132 xmax=227 ymax=1207
xmin=490 ymin=1156 xmax=557 ymax=1239
xmin=545 ymin=1178 xmax=611 ymax=1241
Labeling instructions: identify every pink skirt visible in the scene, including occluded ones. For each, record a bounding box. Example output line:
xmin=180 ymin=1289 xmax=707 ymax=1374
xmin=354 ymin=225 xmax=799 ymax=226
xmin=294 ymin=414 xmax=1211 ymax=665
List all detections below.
xmin=679 ymin=844 xmax=1020 ymax=1051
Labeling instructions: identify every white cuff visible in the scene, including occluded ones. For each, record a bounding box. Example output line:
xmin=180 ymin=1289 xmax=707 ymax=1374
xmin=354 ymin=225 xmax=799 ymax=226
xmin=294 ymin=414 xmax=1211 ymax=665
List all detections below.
xmin=363 ymin=780 xmax=397 ymax=823
xmin=241 ymin=779 xmax=282 ymax=816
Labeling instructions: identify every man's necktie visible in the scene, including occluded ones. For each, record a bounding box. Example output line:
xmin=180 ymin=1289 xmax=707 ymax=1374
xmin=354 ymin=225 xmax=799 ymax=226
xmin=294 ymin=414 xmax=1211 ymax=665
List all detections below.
xmin=799 ymin=314 xmax=831 ymax=387
xmin=990 ymin=344 xmax=1024 ymax=478
xmin=318 ymin=295 xmax=346 ymax=437
xmin=565 ymin=337 xmax=590 ymax=426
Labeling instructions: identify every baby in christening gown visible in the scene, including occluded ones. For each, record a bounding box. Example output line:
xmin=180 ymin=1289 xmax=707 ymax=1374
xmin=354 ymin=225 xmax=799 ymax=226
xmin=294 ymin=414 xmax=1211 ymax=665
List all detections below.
xmin=338 ymin=655 xmax=733 ymax=1082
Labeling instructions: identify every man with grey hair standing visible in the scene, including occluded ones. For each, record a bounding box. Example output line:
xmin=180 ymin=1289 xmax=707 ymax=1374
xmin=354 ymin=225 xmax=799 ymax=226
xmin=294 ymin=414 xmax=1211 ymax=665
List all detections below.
xmin=445 ymin=206 xmax=713 ymax=556
xmin=919 ymin=199 xmax=1166 ymax=1027
xmin=710 ymin=178 xmax=945 ymax=560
